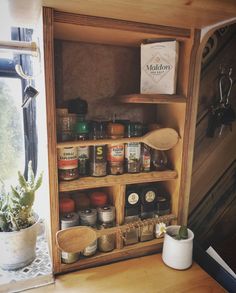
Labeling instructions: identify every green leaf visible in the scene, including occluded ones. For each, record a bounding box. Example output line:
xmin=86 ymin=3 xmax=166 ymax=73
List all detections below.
xmin=178 ymin=225 xmax=188 ymax=240
xmin=34 ymin=172 xmax=43 ymax=191
xmin=27 ymin=161 xmax=35 ymax=188
xmin=17 ymin=171 xmax=28 ymax=190
xmin=11 ymin=186 xmax=21 ymax=199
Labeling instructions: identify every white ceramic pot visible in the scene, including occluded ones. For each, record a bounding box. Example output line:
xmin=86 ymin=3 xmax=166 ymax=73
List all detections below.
xmin=0 ymin=215 xmax=39 ymax=270
xmin=162 ymin=225 xmax=194 ymax=270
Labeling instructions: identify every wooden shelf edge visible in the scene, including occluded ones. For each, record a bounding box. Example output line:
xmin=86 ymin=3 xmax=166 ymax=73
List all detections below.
xmin=59 ymin=170 xmax=178 ymax=191
xmin=59 ymin=238 xmax=164 ymax=273
xmin=116 ymin=94 xmax=186 ymax=104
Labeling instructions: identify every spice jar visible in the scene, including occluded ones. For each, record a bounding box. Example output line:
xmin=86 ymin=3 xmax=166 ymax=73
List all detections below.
xmin=90 ymin=191 xmax=108 ymax=208
xmin=60 ymin=208 xmax=79 ymax=264
xmin=90 ymin=121 xmax=107 ymax=177
xmin=57 ymin=112 xmax=78 ymax=142
xmin=79 ymin=209 xmax=98 ymax=257
xmin=74 ymin=121 xmax=90 ymax=176
xmin=124 ymin=186 xmax=141 ymax=245
xmin=139 ymin=185 xmax=157 ymax=242
xmin=156 ymin=195 xmax=171 ymax=216
xmin=97 ymin=206 xmax=116 ymax=252
xmin=125 ymin=122 xmax=142 ymax=173
xmin=141 ymin=144 xmax=151 ymax=172
xmin=57 ymin=147 xmax=78 ymax=180
xmin=107 ymin=122 xmax=125 ymax=175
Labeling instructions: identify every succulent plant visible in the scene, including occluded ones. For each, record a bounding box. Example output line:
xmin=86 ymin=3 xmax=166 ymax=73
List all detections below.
xmin=0 ymin=161 xmax=43 ymax=232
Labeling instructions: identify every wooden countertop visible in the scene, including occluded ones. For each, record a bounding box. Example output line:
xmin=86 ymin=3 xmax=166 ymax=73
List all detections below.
xmin=27 ymin=254 xmax=225 ymax=292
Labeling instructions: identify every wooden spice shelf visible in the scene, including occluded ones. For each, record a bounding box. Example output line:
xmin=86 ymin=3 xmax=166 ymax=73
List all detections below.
xmin=117 ymin=94 xmax=186 ymax=104
xmin=59 ymin=170 xmax=178 ymax=191
xmin=60 ymin=237 xmax=164 ymax=272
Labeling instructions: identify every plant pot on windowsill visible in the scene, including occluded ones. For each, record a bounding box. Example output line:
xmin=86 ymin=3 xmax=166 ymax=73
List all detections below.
xmin=162 ymin=225 xmax=194 ymax=270
xmin=0 ymin=161 xmax=43 ymax=270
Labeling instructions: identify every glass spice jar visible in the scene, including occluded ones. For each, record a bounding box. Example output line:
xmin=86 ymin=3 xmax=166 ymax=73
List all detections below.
xmin=107 ymin=122 xmax=125 ymax=175
xmin=74 ymin=121 xmax=90 ymax=176
xmin=125 ymin=122 xmax=142 ymax=173
xmin=57 ymin=147 xmax=78 ymax=180
xmin=90 ymin=121 xmax=107 ymax=177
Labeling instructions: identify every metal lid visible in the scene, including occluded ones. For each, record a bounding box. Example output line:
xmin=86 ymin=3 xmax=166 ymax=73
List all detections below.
xmin=98 ymin=206 xmax=116 ymax=223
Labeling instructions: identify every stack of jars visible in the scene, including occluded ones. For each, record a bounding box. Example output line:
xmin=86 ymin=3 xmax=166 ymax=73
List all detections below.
xmin=57 ymin=118 xmax=169 ymax=181
xmin=59 ymin=189 xmax=116 ymax=263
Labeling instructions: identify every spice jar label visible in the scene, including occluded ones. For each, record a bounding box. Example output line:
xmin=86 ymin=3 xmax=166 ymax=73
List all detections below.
xmin=58 ymin=147 xmax=78 ymax=169
xmin=78 ymin=146 xmax=89 ymax=158
xmin=91 ymin=145 xmax=106 ymax=162
xmin=125 ymin=143 xmax=141 ymax=161
xmin=128 ymin=192 xmax=139 ymax=205
xmin=107 ymin=144 xmax=124 ymax=162
xmin=145 ymin=191 xmax=156 ymax=202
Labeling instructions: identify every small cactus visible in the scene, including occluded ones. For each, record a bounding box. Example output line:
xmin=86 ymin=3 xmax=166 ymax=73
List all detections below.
xmin=0 ymin=161 xmax=43 ymax=232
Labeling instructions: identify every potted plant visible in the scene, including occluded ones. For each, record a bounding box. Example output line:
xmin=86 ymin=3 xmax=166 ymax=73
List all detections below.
xmin=0 ymin=161 xmax=43 ymax=270
xmin=156 ymin=223 xmax=194 ymax=270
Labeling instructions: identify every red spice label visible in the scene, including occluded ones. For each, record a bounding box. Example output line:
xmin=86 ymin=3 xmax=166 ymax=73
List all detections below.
xmin=58 ymin=147 xmax=78 ymax=169
xmin=107 ymin=144 xmax=124 ymax=162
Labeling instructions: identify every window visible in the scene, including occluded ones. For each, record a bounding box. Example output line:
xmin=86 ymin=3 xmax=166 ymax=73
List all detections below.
xmin=0 ymin=27 xmax=37 ymax=185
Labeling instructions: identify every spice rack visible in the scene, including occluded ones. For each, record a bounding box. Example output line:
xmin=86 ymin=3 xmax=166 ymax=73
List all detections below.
xmin=43 ymin=8 xmax=200 ymax=274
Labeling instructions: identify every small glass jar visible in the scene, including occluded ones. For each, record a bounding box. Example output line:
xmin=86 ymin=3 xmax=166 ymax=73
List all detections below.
xmin=98 ymin=222 xmax=116 ymax=252
xmin=74 ymin=121 xmax=90 ymax=176
xmin=57 ymin=147 xmax=78 ymax=181
xmin=57 ymin=113 xmax=78 ymax=142
xmin=125 ymin=122 xmax=142 ymax=173
xmin=90 ymin=121 xmax=107 ymax=177
xmin=107 ymin=122 xmax=125 ymax=175
xmin=141 ymin=144 xmax=151 ymax=172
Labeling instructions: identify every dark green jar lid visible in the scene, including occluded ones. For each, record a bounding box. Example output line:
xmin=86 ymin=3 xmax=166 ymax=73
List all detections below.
xmin=74 ymin=121 xmax=89 ymax=134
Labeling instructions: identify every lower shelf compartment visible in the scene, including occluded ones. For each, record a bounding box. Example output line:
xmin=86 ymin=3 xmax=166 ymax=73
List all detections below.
xmin=59 ymin=238 xmax=164 ymax=273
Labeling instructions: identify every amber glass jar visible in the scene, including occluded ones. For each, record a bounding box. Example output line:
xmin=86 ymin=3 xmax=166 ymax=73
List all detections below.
xmin=107 ymin=122 xmax=125 ymax=175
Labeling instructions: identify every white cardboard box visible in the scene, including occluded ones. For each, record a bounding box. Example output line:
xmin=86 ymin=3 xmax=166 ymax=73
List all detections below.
xmin=140 ymin=40 xmax=179 ymax=94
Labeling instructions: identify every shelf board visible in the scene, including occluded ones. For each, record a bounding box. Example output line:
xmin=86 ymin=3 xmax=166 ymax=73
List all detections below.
xmin=60 ymin=237 xmax=164 ymax=273
xmin=59 ymin=170 xmax=177 ymax=191
xmin=117 ymin=94 xmax=186 ymax=104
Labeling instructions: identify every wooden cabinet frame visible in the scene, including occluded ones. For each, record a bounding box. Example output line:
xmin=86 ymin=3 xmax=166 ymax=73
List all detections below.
xmin=43 ymin=7 xmax=229 ymax=274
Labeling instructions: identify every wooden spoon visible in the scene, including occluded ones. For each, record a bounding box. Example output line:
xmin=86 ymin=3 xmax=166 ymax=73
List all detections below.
xmin=57 ymin=127 xmax=179 ymax=151
xmin=56 ymin=214 xmax=176 ymax=253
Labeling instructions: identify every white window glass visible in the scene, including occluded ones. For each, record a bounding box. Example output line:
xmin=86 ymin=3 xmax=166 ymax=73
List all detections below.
xmin=0 ymin=77 xmax=24 ymax=185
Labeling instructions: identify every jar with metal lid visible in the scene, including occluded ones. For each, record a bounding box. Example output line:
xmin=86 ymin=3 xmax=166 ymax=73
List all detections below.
xmin=90 ymin=121 xmax=107 ymax=177
xmin=107 ymin=122 xmax=125 ymax=175
xmin=125 ymin=122 xmax=142 ymax=173
xmin=97 ymin=206 xmax=116 ymax=224
xmin=60 ymin=212 xmax=79 ymax=264
xmin=79 ymin=209 xmax=98 ymax=257
xmin=57 ymin=147 xmax=78 ymax=180
xmin=74 ymin=121 xmax=90 ymax=176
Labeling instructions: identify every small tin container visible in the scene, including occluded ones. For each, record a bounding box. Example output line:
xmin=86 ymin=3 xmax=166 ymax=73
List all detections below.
xmin=60 ymin=212 xmax=80 ymax=264
xmin=98 ymin=222 xmax=116 ymax=252
xmin=97 ymin=206 xmax=115 ymax=224
xmin=79 ymin=209 xmax=98 ymax=257
xmin=79 ymin=209 xmax=97 ymax=226
xmin=60 ymin=212 xmax=79 ymax=229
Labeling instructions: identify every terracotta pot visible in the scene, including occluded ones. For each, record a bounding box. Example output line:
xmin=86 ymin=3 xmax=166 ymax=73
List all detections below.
xmin=162 ymin=225 xmax=194 ymax=270
xmin=0 ymin=214 xmax=39 ymax=270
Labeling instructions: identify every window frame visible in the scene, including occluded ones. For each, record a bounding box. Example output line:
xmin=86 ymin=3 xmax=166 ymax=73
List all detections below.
xmin=0 ymin=27 xmax=38 ymax=178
